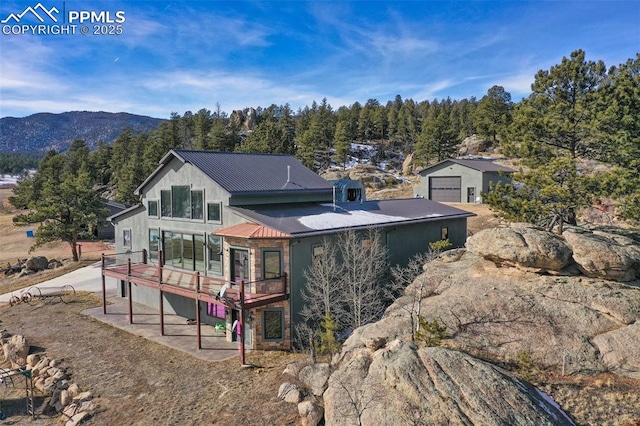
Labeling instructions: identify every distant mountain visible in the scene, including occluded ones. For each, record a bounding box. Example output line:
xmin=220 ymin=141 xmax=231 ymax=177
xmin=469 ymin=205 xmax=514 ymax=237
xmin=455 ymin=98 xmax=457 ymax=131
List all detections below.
xmin=0 ymin=111 xmax=165 ymax=153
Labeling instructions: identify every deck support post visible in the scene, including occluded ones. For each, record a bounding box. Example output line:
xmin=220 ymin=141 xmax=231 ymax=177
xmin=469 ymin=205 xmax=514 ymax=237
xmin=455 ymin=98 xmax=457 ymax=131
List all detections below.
xmin=196 ymin=272 xmax=201 ymax=349
xmin=159 ymin=288 xmax=164 ymax=336
xmin=101 ymin=253 xmax=107 ymax=314
xmin=240 ymin=280 xmax=246 ymax=366
xmin=127 ymin=258 xmax=133 ymax=324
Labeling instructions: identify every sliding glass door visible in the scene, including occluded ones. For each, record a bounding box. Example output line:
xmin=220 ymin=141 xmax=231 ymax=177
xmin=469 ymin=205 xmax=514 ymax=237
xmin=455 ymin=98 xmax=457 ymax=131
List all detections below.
xmin=162 ymin=231 xmax=206 ymax=273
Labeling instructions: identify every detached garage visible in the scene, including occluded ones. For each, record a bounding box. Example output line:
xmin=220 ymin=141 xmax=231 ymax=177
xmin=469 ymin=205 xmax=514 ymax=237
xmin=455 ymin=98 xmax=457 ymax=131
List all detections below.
xmin=415 ymin=158 xmax=515 ymax=203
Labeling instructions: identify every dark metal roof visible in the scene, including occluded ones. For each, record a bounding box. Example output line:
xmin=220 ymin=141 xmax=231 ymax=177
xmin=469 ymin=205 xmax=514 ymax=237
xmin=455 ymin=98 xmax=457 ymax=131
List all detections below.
xmin=108 ymin=203 xmax=144 ymax=223
xmin=173 ymin=150 xmax=333 ymax=195
xmin=419 ymin=158 xmax=516 ymax=174
xmin=229 ymin=199 xmax=475 ymax=238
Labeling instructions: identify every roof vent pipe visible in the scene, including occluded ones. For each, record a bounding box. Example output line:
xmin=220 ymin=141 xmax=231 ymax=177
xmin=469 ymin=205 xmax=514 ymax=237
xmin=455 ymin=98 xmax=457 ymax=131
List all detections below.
xmin=287 ymin=165 xmax=290 ymax=183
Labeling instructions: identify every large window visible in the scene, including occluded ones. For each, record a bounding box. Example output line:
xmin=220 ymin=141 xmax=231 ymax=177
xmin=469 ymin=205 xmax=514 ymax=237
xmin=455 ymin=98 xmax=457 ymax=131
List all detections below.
xmin=171 ymin=186 xmax=191 ymax=219
xmin=149 ymin=229 xmax=159 ymax=260
xmin=148 ymin=200 xmax=158 ymax=217
xmin=160 ymin=186 xmax=205 ymax=220
xmin=263 ymin=250 xmax=282 ymax=279
xmin=263 ymin=309 xmax=284 ymax=341
xmin=207 ymin=202 xmax=221 ymax=223
xmin=162 ymin=231 xmax=206 ymax=272
xmin=208 ymin=235 xmax=223 ymax=275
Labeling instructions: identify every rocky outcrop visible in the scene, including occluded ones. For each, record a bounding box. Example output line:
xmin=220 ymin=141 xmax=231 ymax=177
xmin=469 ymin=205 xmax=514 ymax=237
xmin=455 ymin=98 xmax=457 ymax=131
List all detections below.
xmin=591 ymin=321 xmax=640 ymax=379
xmin=563 ymin=228 xmax=640 ymax=281
xmin=2 ymin=334 xmax=29 ymax=368
xmin=401 ymin=152 xmax=413 ymax=175
xmin=1 ymin=334 xmax=95 ymax=423
xmin=324 ymin=341 xmax=574 ymax=425
xmin=347 ymin=164 xmax=400 ymax=190
xmin=340 ymin=243 xmax=640 ymax=378
xmin=280 ymin=224 xmax=640 ymax=424
xmin=466 ymin=224 xmax=573 ymax=272
xmin=458 ymin=135 xmax=490 ymax=156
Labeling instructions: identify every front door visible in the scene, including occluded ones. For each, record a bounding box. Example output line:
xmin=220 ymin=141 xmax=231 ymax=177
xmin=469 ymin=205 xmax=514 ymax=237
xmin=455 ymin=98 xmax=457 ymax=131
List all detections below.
xmin=467 ymin=187 xmax=475 ymax=203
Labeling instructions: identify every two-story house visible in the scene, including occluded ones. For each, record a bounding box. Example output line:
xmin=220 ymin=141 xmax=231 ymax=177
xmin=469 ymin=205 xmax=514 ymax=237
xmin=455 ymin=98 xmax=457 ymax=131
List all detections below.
xmin=105 ymin=150 xmax=474 ymax=353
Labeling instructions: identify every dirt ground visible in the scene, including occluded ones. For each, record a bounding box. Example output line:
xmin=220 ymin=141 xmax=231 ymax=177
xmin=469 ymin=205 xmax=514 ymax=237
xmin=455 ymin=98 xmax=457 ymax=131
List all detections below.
xmin=0 ymin=188 xmax=115 ymax=267
xmin=0 ymin=295 xmax=305 ymax=425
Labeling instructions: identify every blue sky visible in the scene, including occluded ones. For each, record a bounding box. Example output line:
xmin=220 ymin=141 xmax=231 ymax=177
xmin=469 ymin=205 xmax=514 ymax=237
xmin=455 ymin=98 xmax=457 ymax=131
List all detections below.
xmin=0 ymin=1 xmax=638 ymax=119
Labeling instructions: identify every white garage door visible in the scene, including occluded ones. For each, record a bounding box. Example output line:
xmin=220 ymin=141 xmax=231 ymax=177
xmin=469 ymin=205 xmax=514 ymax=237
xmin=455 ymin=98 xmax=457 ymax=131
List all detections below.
xmin=429 ymin=177 xmax=461 ymax=202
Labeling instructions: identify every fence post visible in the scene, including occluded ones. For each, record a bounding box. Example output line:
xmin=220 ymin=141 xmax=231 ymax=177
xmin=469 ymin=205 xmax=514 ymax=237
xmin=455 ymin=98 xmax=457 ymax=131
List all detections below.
xmin=78 ymin=244 xmax=82 ymax=260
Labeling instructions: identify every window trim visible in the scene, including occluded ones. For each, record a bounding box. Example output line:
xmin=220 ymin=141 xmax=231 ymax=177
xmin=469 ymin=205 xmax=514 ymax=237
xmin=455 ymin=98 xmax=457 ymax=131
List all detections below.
xmin=207 ymin=202 xmax=222 ymax=224
xmin=262 ymin=249 xmax=282 ymax=280
xmin=441 ymin=226 xmax=449 ymax=240
xmin=147 ymin=200 xmax=159 ymax=217
xmin=191 ymin=190 xmax=204 ymax=221
xmin=171 ymin=185 xmax=191 ymax=219
xmin=312 ymin=244 xmax=324 ymax=258
xmin=160 ymin=190 xmax=171 ymax=217
xmin=123 ymin=229 xmax=132 ymax=250
xmin=262 ymin=308 xmax=285 ymax=341
xmin=149 ymin=228 xmax=159 ymax=260
xmin=207 ymin=235 xmax=223 ymax=276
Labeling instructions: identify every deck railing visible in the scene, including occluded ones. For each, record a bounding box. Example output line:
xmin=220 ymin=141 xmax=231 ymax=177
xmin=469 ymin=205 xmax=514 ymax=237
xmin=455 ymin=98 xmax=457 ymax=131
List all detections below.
xmin=101 ymin=250 xmax=287 ymax=299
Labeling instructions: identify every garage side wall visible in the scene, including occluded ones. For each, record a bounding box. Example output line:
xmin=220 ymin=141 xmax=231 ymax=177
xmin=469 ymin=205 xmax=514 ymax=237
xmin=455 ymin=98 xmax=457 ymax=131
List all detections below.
xmin=416 ymin=162 xmax=483 ymax=203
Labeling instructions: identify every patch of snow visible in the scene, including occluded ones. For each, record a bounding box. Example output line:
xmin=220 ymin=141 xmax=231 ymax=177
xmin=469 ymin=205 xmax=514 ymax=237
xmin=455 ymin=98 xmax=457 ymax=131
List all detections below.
xmin=534 ymin=387 xmax=575 ymax=424
xmin=0 ymin=174 xmax=19 ymax=184
xmin=299 ymin=205 xmax=410 ymax=230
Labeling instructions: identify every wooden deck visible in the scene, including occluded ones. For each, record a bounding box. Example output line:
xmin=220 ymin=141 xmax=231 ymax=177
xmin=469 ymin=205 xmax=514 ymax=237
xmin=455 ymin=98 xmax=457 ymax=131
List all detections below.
xmin=102 ymin=260 xmax=288 ymax=309
xmin=100 ymin=251 xmax=288 ymax=364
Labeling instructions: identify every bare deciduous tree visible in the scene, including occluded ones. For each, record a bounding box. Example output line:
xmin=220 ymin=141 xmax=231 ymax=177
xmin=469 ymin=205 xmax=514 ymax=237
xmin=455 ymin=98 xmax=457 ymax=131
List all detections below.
xmin=298 ymin=228 xmax=389 ymax=357
xmin=338 ymin=229 xmax=388 ymax=330
xmin=301 ymin=238 xmax=343 ymax=326
xmin=386 ymin=250 xmax=440 ymax=341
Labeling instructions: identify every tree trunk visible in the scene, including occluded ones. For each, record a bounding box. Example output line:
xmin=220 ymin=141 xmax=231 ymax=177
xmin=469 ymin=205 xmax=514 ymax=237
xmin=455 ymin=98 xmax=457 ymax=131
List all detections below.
xmin=69 ymin=238 xmax=79 ymax=262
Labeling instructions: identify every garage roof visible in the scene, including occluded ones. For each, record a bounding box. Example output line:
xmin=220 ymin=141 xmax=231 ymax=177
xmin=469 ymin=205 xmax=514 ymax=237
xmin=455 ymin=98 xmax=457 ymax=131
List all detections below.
xmin=418 ymin=158 xmax=515 ymax=174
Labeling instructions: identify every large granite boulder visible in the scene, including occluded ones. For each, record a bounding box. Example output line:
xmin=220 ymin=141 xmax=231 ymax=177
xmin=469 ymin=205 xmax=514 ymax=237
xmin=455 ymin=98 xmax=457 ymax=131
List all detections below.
xmin=324 ymin=341 xmax=574 ymax=425
xmin=2 ymin=334 xmax=29 ymax=368
xmin=299 ymin=363 xmax=331 ymax=396
xmin=466 ymin=224 xmax=573 ymax=272
xmin=563 ymin=228 xmax=640 ymax=282
xmin=458 ymin=134 xmax=489 ymax=156
xmin=401 ymin=152 xmax=413 ymax=175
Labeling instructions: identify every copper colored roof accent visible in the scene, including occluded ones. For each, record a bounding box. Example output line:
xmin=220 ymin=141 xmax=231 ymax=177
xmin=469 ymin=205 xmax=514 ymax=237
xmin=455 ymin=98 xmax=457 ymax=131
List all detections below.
xmin=213 ymin=223 xmax=293 ymax=239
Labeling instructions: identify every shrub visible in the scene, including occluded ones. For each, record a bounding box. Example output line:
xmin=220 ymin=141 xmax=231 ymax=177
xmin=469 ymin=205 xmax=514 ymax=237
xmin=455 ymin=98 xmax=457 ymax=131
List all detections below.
xmin=415 ymin=316 xmax=447 ymax=347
